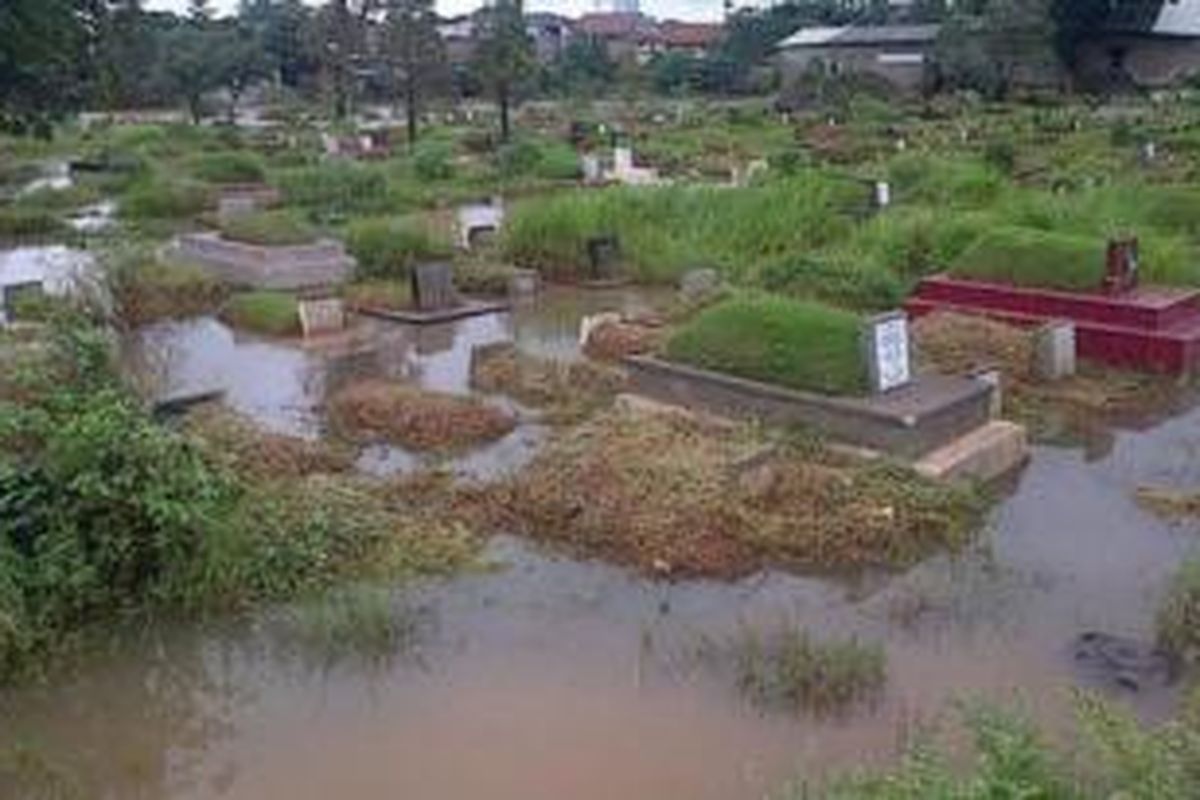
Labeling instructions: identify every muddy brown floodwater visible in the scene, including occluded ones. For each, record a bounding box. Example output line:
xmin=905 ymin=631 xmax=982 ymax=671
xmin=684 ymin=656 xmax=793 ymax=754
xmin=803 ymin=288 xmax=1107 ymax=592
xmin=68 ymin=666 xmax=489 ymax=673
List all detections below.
xmin=4 ymin=286 xmax=1200 ymax=799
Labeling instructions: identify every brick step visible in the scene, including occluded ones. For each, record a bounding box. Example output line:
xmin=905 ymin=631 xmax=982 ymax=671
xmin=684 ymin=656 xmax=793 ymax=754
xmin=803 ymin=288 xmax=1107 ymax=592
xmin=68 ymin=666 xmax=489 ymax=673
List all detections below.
xmin=905 ymin=297 xmax=1200 ymax=375
xmin=915 ymin=275 xmax=1200 ymax=332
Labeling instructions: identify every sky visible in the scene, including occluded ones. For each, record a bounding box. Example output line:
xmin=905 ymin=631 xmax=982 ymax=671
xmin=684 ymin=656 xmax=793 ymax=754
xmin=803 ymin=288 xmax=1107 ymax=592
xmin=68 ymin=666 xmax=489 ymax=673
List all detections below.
xmin=143 ymin=0 xmax=738 ymax=22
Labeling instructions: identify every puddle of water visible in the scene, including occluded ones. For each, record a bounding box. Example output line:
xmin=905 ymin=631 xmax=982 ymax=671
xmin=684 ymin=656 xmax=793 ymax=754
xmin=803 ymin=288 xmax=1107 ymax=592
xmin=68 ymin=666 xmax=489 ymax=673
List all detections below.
xmin=0 ymin=246 xmax=96 ymax=323
xmin=3 ymin=397 xmax=1199 ymax=798
xmin=124 ymin=286 xmax=671 ymax=438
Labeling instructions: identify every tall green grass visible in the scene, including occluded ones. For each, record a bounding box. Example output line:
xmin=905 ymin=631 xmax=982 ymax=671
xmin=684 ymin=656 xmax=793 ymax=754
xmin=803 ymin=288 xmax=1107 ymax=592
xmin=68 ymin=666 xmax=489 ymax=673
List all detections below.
xmin=502 ymin=176 xmax=860 ymax=284
xmin=665 ymin=293 xmax=867 ymax=395
xmin=344 ymin=216 xmax=453 ymax=280
xmin=950 ymin=226 xmax=1107 ymax=291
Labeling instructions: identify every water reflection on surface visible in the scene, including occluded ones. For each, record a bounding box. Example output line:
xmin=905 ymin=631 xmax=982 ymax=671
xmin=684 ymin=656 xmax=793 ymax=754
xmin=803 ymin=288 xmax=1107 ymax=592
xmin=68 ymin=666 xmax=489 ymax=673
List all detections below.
xmin=6 ymin=285 xmax=1200 ymax=799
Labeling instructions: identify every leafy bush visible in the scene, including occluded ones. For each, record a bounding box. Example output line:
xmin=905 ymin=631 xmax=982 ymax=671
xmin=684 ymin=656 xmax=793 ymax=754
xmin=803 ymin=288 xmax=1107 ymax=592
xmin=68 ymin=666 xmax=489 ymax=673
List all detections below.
xmin=221 ymin=291 xmax=299 ymax=336
xmin=344 ymin=216 xmax=452 ymax=280
xmin=950 ymin=226 xmax=1105 ymax=291
xmin=665 ymin=293 xmax=867 ymax=395
xmin=496 ymin=139 xmax=581 ymax=180
xmin=219 ymin=210 xmax=318 ymax=246
xmin=187 ymin=151 xmax=266 ymax=184
xmin=412 ymin=140 xmax=455 ymax=181
xmin=120 ymin=176 xmax=209 ymax=219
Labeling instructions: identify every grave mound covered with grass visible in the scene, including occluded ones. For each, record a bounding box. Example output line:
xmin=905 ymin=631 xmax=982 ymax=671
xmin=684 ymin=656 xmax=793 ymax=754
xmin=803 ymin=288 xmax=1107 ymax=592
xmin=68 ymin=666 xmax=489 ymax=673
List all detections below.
xmin=664 ymin=294 xmax=867 ymax=396
xmin=221 ymin=291 xmax=300 ymax=336
xmin=219 ymin=210 xmax=318 ymax=247
xmin=948 ymin=226 xmax=1105 ymax=292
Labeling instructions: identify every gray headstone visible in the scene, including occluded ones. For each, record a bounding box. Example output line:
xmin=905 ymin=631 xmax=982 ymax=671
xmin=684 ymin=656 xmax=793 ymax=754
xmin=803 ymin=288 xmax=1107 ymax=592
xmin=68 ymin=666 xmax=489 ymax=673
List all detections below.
xmin=1033 ymin=320 xmax=1076 ymax=381
xmin=862 ymin=311 xmax=912 ymax=394
xmin=411 ymin=261 xmax=457 ymax=311
xmin=298 ymin=297 xmax=346 ymax=336
xmin=586 ymin=236 xmax=621 ymax=281
xmin=970 ymin=367 xmax=1003 ymax=419
xmin=508 ymin=269 xmax=540 ymax=298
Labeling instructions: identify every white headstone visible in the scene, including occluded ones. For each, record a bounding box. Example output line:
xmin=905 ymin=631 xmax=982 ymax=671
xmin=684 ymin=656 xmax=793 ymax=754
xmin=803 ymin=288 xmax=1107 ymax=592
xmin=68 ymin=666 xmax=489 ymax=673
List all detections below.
xmin=874 ymin=181 xmax=891 ymax=209
xmin=863 ymin=311 xmax=912 ymax=394
xmin=1033 ymin=320 xmax=1076 ymax=381
xmin=298 ymin=297 xmax=346 ymax=336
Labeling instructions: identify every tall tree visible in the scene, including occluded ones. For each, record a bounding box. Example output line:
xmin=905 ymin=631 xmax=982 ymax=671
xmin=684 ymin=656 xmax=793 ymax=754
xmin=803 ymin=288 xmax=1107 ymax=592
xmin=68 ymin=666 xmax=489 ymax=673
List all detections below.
xmin=474 ymin=0 xmax=533 ymax=142
xmin=385 ymin=0 xmax=444 ymax=144
xmin=0 ymin=0 xmax=101 ymax=135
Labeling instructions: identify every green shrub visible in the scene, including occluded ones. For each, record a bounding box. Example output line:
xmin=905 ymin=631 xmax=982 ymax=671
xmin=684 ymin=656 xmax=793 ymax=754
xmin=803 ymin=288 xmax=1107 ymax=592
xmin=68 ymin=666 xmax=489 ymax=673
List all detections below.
xmin=533 ymin=141 xmax=582 ymax=180
xmin=120 ymin=176 xmax=209 ymax=219
xmin=278 ymin=162 xmax=389 ymax=219
xmin=412 ymin=140 xmax=455 ymax=181
xmin=345 ymin=216 xmax=452 ymax=280
xmin=219 ymin=210 xmax=318 ymax=246
xmin=665 ymin=293 xmax=867 ymax=395
xmin=187 ymin=151 xmax=266 ymax=184
xmin=221 ymin=291 xmax=299 ymax=336
xmin=496 ymin=139 xmax=582 ymax=180
xmin=949 ymin=226 xmax=1105 ymax=291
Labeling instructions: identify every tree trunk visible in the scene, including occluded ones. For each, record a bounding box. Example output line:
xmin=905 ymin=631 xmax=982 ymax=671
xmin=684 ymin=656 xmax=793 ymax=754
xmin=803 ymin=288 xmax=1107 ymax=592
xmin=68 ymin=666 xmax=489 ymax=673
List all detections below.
xmin=499 ymin=82 xmax=511 ymax=142
xmin=188 ymin=93 xmax=202 ymax=125
xmin=406 ymin=79 xmax=418 ymax=144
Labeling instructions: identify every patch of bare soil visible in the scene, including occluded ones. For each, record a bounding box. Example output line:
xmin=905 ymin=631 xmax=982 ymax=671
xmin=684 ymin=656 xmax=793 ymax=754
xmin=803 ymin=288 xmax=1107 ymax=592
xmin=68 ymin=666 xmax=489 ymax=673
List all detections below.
xmin=912 ymin=312 xmax=1034 ymax=386
xmin=184 ymin=406 xmax=355 ymax=478
xmin=474 ymin=407 xmax=981 ymax=579
xmin=328 ymin=379 xmax=516 ymax=452
xmin=470 ymin=343 xmax=626 ymax=423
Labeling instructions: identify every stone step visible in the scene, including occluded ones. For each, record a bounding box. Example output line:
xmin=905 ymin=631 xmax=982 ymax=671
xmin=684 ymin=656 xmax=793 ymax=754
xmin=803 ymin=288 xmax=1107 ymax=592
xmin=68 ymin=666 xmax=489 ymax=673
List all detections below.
xmin=913 ymin=420 xmax=1028 ymax=484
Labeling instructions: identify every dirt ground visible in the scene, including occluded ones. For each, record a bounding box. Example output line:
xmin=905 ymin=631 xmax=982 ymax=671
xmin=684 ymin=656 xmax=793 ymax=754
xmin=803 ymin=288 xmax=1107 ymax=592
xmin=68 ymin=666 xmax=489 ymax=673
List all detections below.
xmin=469 ymin=342 xmax=627 ymax=422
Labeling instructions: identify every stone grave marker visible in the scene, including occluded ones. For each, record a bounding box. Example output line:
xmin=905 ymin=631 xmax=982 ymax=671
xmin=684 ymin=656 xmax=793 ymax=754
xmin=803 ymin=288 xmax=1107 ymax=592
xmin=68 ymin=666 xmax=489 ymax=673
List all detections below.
xmin=411 ymin=261 xmax=457 ymax=311
xmin=679 ymin=268 xmax=720 ymax=303
xmin=508 ymin=269 xmax=540 ymax=298
xmin=873 ymin=180 xmax=891 ymax=209
xmin=297 ymin=296 xmax=346 ymax=337
xmin=862 ymin=311 xmax=912 ymax=394
xmin=586 ymin=235 xmax=621 ymax=281
xmin=1034 ymin=320 xmax=1076 ymax=381
xmin=457 ymin=200 xmax=504 ymax=250
xmin=582 ymin=154 xmax=603 ymax=183
xmin=0 ymin=281 xmax=44 ymax=325
xmin=1104 ymin=237 xmax=1140 ymax=294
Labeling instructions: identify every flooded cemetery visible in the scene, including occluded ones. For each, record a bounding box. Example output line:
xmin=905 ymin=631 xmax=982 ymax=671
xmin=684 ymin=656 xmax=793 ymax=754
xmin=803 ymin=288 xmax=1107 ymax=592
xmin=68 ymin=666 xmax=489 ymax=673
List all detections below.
xmin=8 ymin=29 xmax=1200 ymax=796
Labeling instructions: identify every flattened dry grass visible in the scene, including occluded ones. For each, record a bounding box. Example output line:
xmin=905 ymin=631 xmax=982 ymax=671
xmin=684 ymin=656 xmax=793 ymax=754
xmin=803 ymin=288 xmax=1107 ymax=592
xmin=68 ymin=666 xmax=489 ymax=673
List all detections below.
xmin=184 ymin=406 xmax=355 ymax=479
xmin=913 ymin=311 xmax=1034 ymax=386
xmin=328 ymin=379 xmax=516 ymax=452
xmin=469 ymin=343 xmax=626 ymax=422
xmin=480 ymin=407 xmax=982 ymax=578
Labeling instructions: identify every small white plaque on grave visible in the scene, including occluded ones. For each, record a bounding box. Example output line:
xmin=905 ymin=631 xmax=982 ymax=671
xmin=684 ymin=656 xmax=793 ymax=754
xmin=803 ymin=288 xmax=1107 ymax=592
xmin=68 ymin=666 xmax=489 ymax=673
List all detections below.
xmin=298 ymin=297 xmax=345 ymax=336
xmin=865 ymin=311 xmax=911 ymax=393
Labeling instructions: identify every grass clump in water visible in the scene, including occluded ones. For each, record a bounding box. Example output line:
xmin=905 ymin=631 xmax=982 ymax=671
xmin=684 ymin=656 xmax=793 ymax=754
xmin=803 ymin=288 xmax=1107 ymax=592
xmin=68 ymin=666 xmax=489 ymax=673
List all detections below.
xmin=726 ymin=622 xmax=885 ymax=716
xmin=665 ymin=293 xmax=867 ymax=396
xmin=219 ymin=210 xmax=317 ymax=246
xmin=221 ymin=291 xmax=299 ymax=336
xmin=277 ymin=584 xmax=424 ymax=669
xmin=1157 ymin=556 xmax=1200 ymax=668
xmin=106 ymin=246 xmax=228 ymax=326
xmin=949 ymin=226 xmax=1106 ymax=291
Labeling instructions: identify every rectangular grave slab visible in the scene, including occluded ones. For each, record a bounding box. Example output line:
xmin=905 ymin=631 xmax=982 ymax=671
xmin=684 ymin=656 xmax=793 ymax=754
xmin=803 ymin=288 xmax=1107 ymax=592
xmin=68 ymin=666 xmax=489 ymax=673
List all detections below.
xmin=625 ymin=355 xmax=995 ymax=460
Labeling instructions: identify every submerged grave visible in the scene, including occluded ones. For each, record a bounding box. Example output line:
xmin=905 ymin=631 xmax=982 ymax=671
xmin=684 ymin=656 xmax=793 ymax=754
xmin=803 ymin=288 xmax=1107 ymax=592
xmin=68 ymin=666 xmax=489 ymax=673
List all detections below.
xmin=907 ymin=231 xmax=1200 ymax=375
xmin=357 ymin=260 xmax=507 ymax=325
xmin=624 ymin=295 xmax=1026 ymax=482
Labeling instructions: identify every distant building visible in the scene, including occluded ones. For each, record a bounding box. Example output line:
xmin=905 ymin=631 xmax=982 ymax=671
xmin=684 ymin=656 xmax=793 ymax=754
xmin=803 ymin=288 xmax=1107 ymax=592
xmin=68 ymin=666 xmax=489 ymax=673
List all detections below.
xmin=776 ymin=24 xmax=940 ymax=93
xmin=576 ymin=11 xmax=662 ymax=63
xmin=526 ymin=12 xmax=573 ymax=63
xmin=658 ymin=21 xmax=723 ymax=56
xmin=1075 ymin=0 xmax=1200 ymax=89
xmin=439 ymin=15 xmax=478 ymax=66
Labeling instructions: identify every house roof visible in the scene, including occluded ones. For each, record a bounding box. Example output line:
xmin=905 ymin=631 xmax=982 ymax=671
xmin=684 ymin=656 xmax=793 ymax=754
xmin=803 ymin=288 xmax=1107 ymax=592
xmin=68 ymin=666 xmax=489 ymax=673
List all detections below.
xmin=1107 ymin=0 xmax=1200 ymax=36
xmin=659 ymin=20 xmax=723 ymax=49
xmin=779 ymin=23 xmax=940 ymax=49
xmin=576 ymin=12 xmax=649 ymax=38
